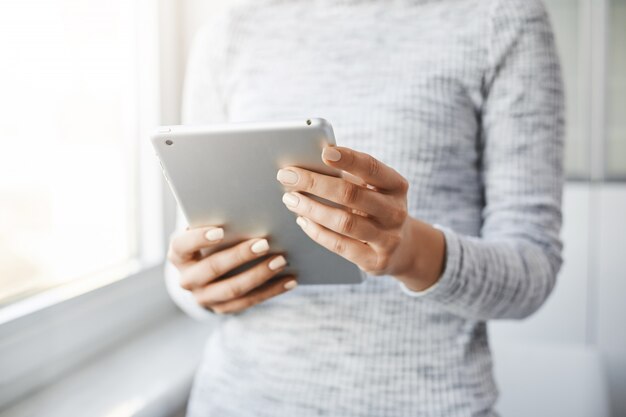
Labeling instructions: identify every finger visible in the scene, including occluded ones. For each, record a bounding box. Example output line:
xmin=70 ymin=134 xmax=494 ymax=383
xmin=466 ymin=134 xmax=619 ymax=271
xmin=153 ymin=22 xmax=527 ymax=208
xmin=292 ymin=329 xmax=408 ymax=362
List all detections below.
xmin=282 ymin=192 xmax=381 ymax=243
xmin=180 ymin=238 xmax=270 ymax=290
xmin=192 ymin=255 xmax=287 ymax=305
xmin=168 ymin=226 xmax=224 ymax=265
xmin=295 ymin=216 xmax=377 ymax=270
xmin=341 ymin=172 xmax=377 ymax=214
xmin=209 ymin=276 xmax=298 ymax=315
xmin=276 ymin=167 xmax=391 ymax=219
xmin=322 ymin=147 xmax=409 ymax=193
xmin=341 ymin=171 xmax=367 ymax=187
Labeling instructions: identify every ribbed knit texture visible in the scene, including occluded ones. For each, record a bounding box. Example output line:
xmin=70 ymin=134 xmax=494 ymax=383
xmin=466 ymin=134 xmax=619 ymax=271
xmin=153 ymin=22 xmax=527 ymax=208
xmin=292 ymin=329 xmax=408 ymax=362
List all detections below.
xmin=167 ymin=0 xmax=565 ymax=415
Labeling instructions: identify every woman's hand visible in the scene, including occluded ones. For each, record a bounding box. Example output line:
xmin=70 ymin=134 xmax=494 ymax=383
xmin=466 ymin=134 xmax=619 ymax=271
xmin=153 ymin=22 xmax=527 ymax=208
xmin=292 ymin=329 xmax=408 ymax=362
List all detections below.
xmin=168 ymin=228 xmax=297 ymax=314
xmin=277 ymin=146 xmax=446 ymax=291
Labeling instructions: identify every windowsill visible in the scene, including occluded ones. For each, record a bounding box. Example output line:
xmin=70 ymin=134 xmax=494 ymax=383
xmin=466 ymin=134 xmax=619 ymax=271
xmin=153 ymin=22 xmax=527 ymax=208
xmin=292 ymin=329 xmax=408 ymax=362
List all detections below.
xmin=1 ymin=264 xmax=182 ymax=410
xmin=0 ymin=260 xmax=144 ymax=325
xmin=0 ymin=314 xmax=213 ymax=417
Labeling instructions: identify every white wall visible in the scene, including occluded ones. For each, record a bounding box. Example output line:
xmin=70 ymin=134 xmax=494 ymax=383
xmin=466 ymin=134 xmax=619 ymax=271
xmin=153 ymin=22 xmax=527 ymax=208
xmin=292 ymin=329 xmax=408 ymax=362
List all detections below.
xmin=177 ymin=3 xmax=626 ymax=415
xmin=596 ymin=185 xmax=626 ymax=415
xmin=491 ymin=183 xmax=626 ymax=416
xmin=491 ymin=184 xmax=592 ymax=346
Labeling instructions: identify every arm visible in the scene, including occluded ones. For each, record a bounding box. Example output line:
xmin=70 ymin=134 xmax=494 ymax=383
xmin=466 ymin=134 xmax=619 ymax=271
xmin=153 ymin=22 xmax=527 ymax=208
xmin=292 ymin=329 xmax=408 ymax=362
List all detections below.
xmin=164 ymin=17 xmax=228 ymax=319
xmin=279 ymin=0 xmax=564 ymax=321
xmin=164 ymin=209 xmax=215 ymax=321
xmin=165 ymin=13 xmax=298 ymax=319
xmin=418 ymin=0 xmax=565 ymax=320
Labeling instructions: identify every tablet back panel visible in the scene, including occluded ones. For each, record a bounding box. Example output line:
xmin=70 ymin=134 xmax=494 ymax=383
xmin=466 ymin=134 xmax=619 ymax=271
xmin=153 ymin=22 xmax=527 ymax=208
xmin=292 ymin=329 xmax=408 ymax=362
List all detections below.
xmin=152 ymin=118 xmax=363 ymax=285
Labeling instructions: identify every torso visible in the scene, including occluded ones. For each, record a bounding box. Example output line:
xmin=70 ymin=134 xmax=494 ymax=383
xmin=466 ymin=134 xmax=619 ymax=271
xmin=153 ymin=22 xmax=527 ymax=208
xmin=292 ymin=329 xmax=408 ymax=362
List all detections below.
xmin=187 ymin=1 xmax=499 ymax=416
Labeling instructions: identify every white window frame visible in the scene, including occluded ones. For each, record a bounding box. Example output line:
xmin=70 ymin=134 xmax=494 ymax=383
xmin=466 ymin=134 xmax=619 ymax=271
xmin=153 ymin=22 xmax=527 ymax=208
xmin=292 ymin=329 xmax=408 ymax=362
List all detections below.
xmin=0 ymin=0 xmax=185 ymax=410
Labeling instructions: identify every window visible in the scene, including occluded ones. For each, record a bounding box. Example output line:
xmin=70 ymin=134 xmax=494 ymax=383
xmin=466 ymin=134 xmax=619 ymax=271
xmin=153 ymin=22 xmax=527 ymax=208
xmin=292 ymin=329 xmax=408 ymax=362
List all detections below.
xmin=606 ymin=0 xmax=626 ymax=179
xmin=544 ymin=0 xmax=589 ymax=179
xmin=0 ymin=1 xmax=152 ymax=307
xmin=0 ymin=1 xmax=165 ymax=410
xmin=544 ymin=0 xmax=626 ymax=181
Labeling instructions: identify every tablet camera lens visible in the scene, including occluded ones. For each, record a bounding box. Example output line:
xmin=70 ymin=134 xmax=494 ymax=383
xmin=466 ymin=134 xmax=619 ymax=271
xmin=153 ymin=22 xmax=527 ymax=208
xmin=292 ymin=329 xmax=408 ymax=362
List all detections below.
xmin=306 ymin=119 xmax=312 ymax=125
xmin=165 ymin=139 xmax=173 ymax=146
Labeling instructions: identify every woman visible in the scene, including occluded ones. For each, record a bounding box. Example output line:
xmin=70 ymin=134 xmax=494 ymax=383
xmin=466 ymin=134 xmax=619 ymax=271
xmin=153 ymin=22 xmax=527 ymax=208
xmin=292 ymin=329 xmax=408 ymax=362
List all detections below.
xmin=166 ymin=0 xmax=564 ymax=415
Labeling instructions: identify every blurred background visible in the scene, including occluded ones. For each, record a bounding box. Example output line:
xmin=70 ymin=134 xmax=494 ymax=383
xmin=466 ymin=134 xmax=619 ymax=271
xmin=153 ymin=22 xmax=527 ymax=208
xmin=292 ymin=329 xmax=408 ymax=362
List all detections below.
xmin=0 ymin=0 xmax=624 ymax=416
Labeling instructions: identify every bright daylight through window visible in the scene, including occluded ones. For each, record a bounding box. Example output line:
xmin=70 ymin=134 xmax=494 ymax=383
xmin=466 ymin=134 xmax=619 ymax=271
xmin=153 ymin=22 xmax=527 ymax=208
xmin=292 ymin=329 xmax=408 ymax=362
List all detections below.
xmin=0 ymin=1 xmax=141 ymax=306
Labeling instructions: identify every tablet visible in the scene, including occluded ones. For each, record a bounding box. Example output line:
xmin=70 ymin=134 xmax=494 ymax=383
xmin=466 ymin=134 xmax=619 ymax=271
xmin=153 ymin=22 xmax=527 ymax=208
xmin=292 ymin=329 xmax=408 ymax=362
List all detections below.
xmin=152 ymin=118 xmax=364 ymax=285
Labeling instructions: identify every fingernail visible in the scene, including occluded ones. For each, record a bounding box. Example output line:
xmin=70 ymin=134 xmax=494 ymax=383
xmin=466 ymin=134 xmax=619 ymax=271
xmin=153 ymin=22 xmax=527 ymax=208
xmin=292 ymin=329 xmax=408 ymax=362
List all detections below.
xmin=277 ymin=169 xmax=299 ymax=185
xmin=322 ymin=147 xmax=342 ymax=162
xmin=282 ymin=192 xmax=299 ymax=207
xmin=205 ymin=228 xmax=224 ymax=241
xmin=284 ymin=280 xmax=298 ymax=290
xmin=296 ymin=216 xmax=308 ymax=229
xmin=251 ymin=239 xmax=269 ymax=254
xmin=268 ymin=255 xmax=287 ymax=271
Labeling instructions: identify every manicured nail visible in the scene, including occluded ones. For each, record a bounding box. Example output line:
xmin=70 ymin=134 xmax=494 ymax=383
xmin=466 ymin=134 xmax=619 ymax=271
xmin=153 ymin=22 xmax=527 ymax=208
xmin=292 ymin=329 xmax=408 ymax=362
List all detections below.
xmin=251 ymin=239 xmax=269 ymax=254
xmin=322 ymin=147 xmax=342 ymax=162
xmin=296 ymin=216 xmax=308 ymax=229
xmin=277 ymin=169 xmax=298 ymax=185
xmin=284 ymin=280 xmax=298 ymax=290
xmin=268 ymin=255 xmax=287 ymax=271
xmin=205 ymin=228 xmax=224 ymax=241
xmin=282 ymin=192 xmax=299 ymax=207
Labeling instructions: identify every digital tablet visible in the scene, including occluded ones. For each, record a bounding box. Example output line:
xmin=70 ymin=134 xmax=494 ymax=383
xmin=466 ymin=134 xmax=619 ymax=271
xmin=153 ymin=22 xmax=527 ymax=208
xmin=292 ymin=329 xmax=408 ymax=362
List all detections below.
xmin=152 ymin=118 xmax=364 ymax=285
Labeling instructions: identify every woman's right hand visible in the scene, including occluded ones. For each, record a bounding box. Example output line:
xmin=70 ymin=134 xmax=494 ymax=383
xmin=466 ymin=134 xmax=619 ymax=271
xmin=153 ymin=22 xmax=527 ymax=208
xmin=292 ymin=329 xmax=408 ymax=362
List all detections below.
xmin=168 ymin=226 xmax=297 ymax=314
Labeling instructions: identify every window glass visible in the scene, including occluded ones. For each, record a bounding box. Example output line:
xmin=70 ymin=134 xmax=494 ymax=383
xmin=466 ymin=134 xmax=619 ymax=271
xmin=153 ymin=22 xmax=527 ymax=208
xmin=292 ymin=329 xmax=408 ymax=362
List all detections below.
xmin=544 ymin=0 xmax=589 ymax=179
xmin=606 ymin=0 xmax=626 ymax=179
xmin=0 ymin=1 xmax=138 ymax=306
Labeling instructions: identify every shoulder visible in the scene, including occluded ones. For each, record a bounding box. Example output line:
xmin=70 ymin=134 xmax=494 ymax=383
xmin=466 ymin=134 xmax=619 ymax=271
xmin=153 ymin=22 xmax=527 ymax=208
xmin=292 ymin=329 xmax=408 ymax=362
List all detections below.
xmin=192 ymin=0 xmax=259 ymax=43
xmin=489 ymin=0 xmax=550 ymax=24
xmin=485 ymin=0 xmax=556 ymax=65
xmin=487 ymin=0 xmax=552 ymax=44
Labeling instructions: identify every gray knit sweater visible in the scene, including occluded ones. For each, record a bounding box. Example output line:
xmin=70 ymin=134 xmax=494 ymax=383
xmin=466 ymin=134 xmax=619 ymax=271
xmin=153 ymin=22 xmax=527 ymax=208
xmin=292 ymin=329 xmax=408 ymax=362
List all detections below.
xmin=165 ymin=0 xmax=564 ymax=415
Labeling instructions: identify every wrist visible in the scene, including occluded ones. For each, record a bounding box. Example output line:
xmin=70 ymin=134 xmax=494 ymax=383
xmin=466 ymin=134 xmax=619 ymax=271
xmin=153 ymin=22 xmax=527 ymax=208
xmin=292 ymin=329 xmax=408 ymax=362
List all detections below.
xmin=391 ymin=217 xmax=446 ymax=292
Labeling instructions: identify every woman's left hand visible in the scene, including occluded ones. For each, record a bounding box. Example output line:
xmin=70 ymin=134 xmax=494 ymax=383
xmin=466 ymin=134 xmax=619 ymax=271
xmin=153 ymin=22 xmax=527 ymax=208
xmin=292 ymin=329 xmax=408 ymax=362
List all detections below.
xmin=277 ymin=146 xmax=444 ymax=289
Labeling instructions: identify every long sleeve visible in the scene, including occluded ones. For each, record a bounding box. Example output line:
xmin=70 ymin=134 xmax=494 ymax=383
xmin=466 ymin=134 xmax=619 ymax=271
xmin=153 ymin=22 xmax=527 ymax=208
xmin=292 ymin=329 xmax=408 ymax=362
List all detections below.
xmin=164 ymin=16 xmax=229 ymax=320
xmin=171 ymin=2 xmax=569 ymax=414
xmin=420 ymin=0 xmax=565 ymax=320
xmin=164 ymin=209 xmax=216 ymax=321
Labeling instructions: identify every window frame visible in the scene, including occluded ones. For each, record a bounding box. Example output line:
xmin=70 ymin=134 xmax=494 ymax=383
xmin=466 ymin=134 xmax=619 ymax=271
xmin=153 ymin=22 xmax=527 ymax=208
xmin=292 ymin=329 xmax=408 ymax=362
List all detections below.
xmin=545 ymin=0 xmax=622 ymax=183
xmin=0 ymin=0 xmax=182 ymax=410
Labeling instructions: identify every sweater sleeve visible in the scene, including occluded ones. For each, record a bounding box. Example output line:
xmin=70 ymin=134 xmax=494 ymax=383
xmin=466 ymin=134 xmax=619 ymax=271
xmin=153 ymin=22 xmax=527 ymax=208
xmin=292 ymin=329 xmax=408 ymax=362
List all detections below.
xmin=165 ymin=209 xmax=216 ymax=321
xmin=164 ymin=16 xmax=230 ymax=321
xmin=418 ymin=0 xmax=565 ymax=320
